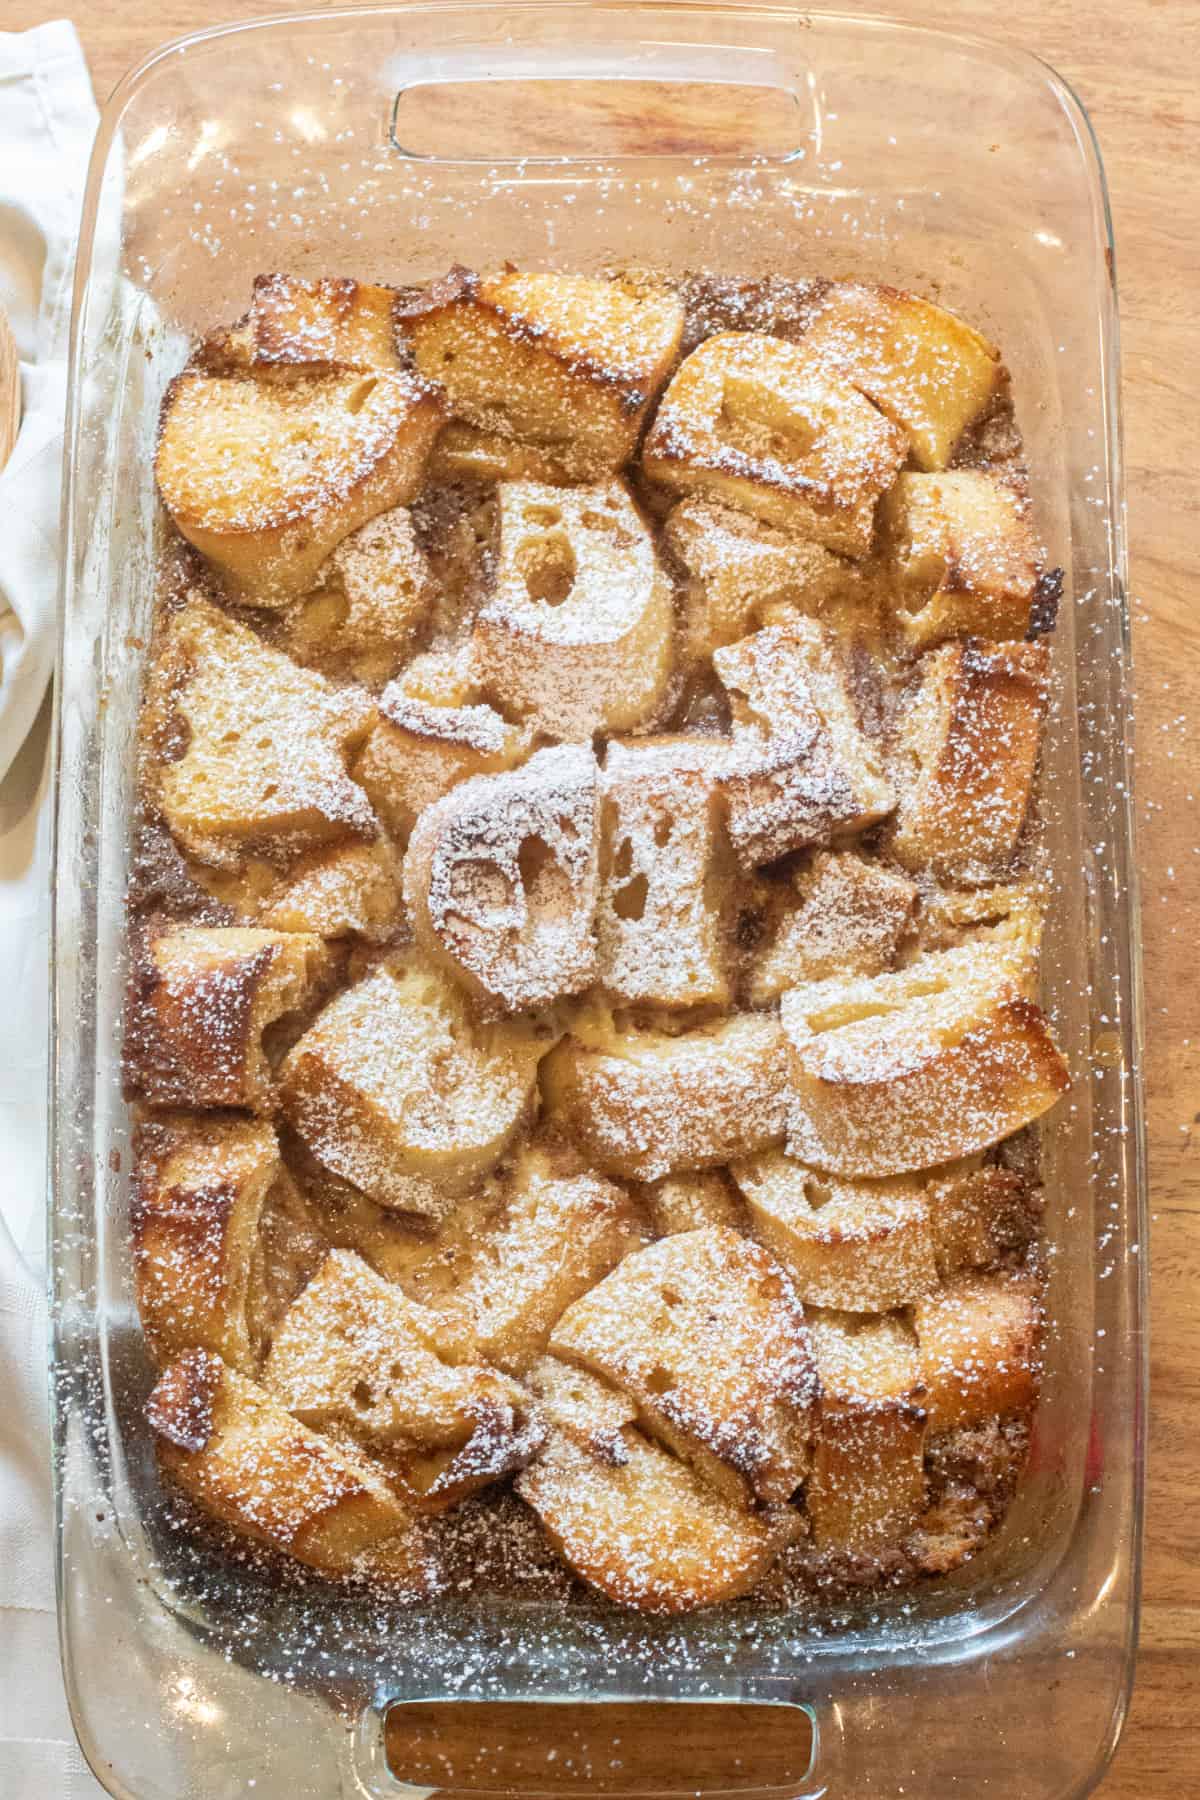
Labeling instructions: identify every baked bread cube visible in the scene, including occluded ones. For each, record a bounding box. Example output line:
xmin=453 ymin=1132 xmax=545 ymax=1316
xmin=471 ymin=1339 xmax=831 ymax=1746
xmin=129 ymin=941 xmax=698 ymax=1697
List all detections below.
xmin=525 ymin=1355 xmax=639 ymax=1448
xmin=452 ymin=1148 xmax=638 ymax=1373
xmin=890 ymin=639 xmax=1051 ymax=879
xmin=237 ymin=272 xmax=402 ymax=372
xmin=883 ymin=471 xmax=1038 ymax=648
xmin=541 ymin=1007 xmax=789 ymax=1181
xmin=780 ymin=943 xmax=1070 ymax=1177
xmin=263 ymin=1250 xmax=542 ymax=1511
xmin=713 ymin=623 xmax=895 ymax=869
xmin=913 ymin=1273 xmax=1040 ymax=1428
xmin=153 ymin=598 xmax=378 ymax=868
xmin=132 ymin=1114 xmax=286 ymax=1371
xmin=927 ymin=1157 xmax=1039 ymax=1278
xmin=800 ymin=283 xmax=1001 ymax=470
xmin=400 ymin=267 xmax=684 ymax=478
xmin=730 ymin=1153 xmax=937 ymax=1310
xmin=642 ymin=332 xmax=908 ymax=556
xmin=429 ymin=421 xmax=580 ymax=486
xmin=597 ymin=736 xmax=732 ymax=1008
xmin=125 ymin=925 xmax=333 ymax=1111
xmin=277 ymin=506 xmax=434 ymax=687
xmin=748 ymin=850 xmax=916 ymax=1004
xmin=806 ymin=1310 xmax=928 ymax=1554
xmin=663 ymin=497 xmax=849 ymax=667
xmin=516 ymin=1403 xmax=780 ymax=1615
xmin=551 ymin=1226 xmax=818 ymax=1505
xmin=473 ymin=479 xmax=674 ymax=739
xmin=355 ymin=651 xmax=533 ymax=843
xmin=156 ymin=366 xmax=444 ymax=601
xmin=279 ymin=954 xmax=550 ymax=1215
xmin=256 ymin=839 xmax=403 ymax=941
xmin=146 ymin=1348 xmax=426 ymax=1580
xmin=640 ymin=1170 xmax=744 ymax=1238
xmin=404 ymin=743 xmax=599 ymax=1013
xmin=916 ymin=879 xmax=1045 ymax=969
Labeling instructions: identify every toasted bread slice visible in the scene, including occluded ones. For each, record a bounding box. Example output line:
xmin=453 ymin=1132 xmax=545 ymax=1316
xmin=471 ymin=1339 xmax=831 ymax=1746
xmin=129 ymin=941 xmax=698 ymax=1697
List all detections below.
xmin=125 ymin=925 xmax=333 ymax=1111
xmin=883 ymin=471 xmax=1038 ymax=648
xmin=156 ymin=367 xmax=444 ymax=601
xmin=713 ymin=622 xmax=895 ymax=869
xmin=891 ymin=639 xmax=1050 ymax=879
xmin=263 ymin=1250 xmax=542 ymax=1511
xmin=597 ymin=736 xmax=732 ymax=1008
xmin=806 ymin=1309 xmax=928 ymax=1554
xmin=525 ymin=1355 xmax=639 ymax=1450
xmin=404 ymin=743 xmax=599 ymax=1013
xmin=730 ymin=1152 xmax=938 ymax=1310
xmin=800 ymin=283 xmax=1001 ymax=470
xmin=428 ymin=422 xmax=581 ymax=486
xmin=279 ymin=954 xmax=551 ymax=1215
xmin=474 ymin=479 xmax=674 ymax=738
xmin=780 ymin=943 xmax=1070 ymax=1177
xmin=277 ymin=506 xmax=434 ymax=687
xmin=453 ymin=1147 xmax=638 ymax=1373
xmin=355 ymin=650 xmax=533 ymax=843
xmin=401 ymin=267 xmax=684 ymax=478
xmin=239 ymin=273 xmax=402 ymax=372
xmin=516 ymin=1411 xmax=780 ymax=1614
xmin=153 ymin=597 xmax=378 ymax=868
xmin=147 ymin=1348 xmax=426 ymax=1580
xmin=640 ymin=1170 xmax=744 ymax=1238
xmin=200 ymin=838 xmax=403 ymax=942
xmin=541 ymin=1007 xmax=789 ymax=1182
xmin=927 ymin=1157 xmax=1039 ymax=1278
xmin=915 ymin=880 xmax=1045 ymax=968
xmin=663 ymin=497 xmax=849 ymax=667
xmin=913 ymin=1273 xmax=1040 ymax=1428
xmin=642 ymin=331 xmax=908 ymax=556
xmin=551 ymin=1226 xmax=818 ymax=1505
xmin=132 ymin=1114 xmax=285 ymax=1371
xmin=748 ymin=850 xmax=917 ymax=1004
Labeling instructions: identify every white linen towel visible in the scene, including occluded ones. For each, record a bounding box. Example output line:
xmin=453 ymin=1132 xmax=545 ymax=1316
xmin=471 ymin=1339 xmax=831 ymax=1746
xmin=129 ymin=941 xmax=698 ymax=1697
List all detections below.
xmin=0 ymin=20 xmax=107 ymax=1798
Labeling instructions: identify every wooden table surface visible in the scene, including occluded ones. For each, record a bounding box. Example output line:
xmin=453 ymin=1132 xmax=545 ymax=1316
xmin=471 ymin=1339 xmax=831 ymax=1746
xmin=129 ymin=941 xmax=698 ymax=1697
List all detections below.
xmin=3 ymin=0 xmax=1196 ymax=1792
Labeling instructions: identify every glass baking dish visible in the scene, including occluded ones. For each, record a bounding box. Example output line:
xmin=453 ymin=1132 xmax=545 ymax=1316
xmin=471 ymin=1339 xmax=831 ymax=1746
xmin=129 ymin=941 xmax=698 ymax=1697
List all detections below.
xmin=50 ymin=6 xmax=1145 ymax=1796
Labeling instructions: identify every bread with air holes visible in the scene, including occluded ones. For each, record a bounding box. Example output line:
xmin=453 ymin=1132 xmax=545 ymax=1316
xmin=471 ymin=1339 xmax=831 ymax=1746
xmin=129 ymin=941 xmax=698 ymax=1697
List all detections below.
xmin=551 ymin=1226 xmax=818 ymax=1506
xmin=883 ymin=471 xmax=1038 ymax=648
xmin=730 ymin=1152 xmax=938 ymax=1310
xmin=597 ymin=736 xmax=732 ymax=1008
xmin=449 ymin=1146 xmax=638 ymax=1373
xmin=780 ymin=940 xmax=1070 ymax=1177
xmin=275 ymin=506 xmax=434 ymax=687
xmin=146 ymin=1348 xmax=427 ymax=1580
xmin=473 ymin=479 xmax=674 ymax=739
xmin=125 ymin=925 xmax=333 ymax=1111
xmin=400 ymin=266 xmax=684 ymax=478
xmin=748 ymin=850 xmax=916 ymax=1005
xmin=262 ymin=1250 xmax=543 ymax=1512
xmin=403 ymin=742 xmax=599 ymax=1014
xmin=806 ymin=1309 xmax=928 ymax=1555
xmin=354 ymin=650 xmax=533 ymax=844
xmin=541 ymin=1006 xmax=789 ymax=1182
xmin=150 ymin=597 xmax=378 ymax=869
xmin=713 ymin=621 xmax=895 ymax=869
xmin=279 ymin=953 xmax=552 ymax=1216
xmin=913 ymin=1272 xmax=1040 ymax=1428
xmin=663 ymin=496 xmax=850 ymax=667
xmin=640 ymin=1169 xmax=744 ymax=1238
xmin=132 ymin=1113 xmax=289 ymax=1371
xmin=642 ymin=331 xmax=908 ymax=556
xmin=156 ymin=365 xmax=444 ymax=601
xmin=890 ymin=638 xmax=1050 ymax=879
xmin=800 ymin=282 xmax=1001 ymax=471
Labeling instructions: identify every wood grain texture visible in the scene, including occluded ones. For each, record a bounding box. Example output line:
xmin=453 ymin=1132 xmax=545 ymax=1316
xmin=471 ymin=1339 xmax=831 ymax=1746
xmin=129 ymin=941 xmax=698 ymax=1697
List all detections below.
xmin=1 ymin=0 xmax=1195 ymax=1791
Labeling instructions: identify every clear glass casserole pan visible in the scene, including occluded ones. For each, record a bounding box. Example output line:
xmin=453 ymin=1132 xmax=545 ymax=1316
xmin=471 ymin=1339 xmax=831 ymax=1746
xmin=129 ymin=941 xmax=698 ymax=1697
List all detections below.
xmin=50 ymin=6 xmax=1145 ymax=1796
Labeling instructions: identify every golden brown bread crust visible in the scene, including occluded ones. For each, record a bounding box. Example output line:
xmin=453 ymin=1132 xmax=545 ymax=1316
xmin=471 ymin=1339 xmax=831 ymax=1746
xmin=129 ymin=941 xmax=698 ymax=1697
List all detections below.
xmin=147 ymin=1348 xmax=428 ymax=1580
xmin=883 ymin=471 xmax=1038 ymax=647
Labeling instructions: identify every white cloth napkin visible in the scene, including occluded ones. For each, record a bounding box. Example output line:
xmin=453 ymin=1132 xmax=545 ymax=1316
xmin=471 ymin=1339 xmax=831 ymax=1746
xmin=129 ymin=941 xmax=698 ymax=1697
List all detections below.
xmin=0 ymin=20 xmax=107 ymax=1798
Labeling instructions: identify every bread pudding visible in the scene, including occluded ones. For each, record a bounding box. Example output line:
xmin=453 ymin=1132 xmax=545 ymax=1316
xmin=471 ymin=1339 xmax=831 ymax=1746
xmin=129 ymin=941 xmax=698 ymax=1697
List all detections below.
xmin=128 ymin=266 xmax=1067 ymax=1616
